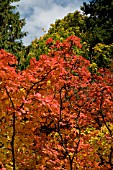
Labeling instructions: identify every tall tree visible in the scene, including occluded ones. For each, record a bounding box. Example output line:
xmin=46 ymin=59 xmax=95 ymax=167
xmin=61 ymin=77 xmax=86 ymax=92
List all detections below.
xmin=81 ymin=0 xmax=113 ymax=60
xmin=20 ymin=11 xmax=87 ymax=69
xmin=0 ymin=0 xmax=27 ymax=55
xmin=22 ymin=8 xmax=113 ymax=69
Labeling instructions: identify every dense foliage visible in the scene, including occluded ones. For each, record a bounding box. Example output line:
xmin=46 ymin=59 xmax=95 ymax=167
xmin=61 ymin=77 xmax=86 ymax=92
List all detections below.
xmin=0 ymin=36 xmax=113 ymax=170
xmin=21 ymin=7 xmax=113 ymax=70
xmin=80 ymin=0 xmax=113 ymax=66
xmin=0 ymin=0 xmax=27 ymax=56
xmin=81 ymin=0 xmax=113 ymax=44
xmin=0 ymin=0 xmax=113 ymax=169
xmin=20 ymin=11 xmax=87 ymax=69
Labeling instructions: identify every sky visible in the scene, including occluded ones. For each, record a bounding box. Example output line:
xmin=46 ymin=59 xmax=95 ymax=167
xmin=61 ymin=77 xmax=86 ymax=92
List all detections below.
xmin=13 ymin=0 xmax=89 ymax=46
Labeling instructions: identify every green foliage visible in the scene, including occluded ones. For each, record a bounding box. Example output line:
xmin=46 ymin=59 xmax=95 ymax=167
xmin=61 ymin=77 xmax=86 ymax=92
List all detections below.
xmin=20 ymin=11 xmax=87 ymax=69
xmin=88 ymin=123 xmax=113 ymax=169
xmin=93 ymin=43 xmax=113 ymax=68
xmin=21 ymin=5 xmax=113 ymax=69
xmin=0 ymin=0 xmax=27 ymax=57
xmin=81 ymin=0 xmax=113 ymax=64
xmin=81 ymin=0 xmax=113 ymax=43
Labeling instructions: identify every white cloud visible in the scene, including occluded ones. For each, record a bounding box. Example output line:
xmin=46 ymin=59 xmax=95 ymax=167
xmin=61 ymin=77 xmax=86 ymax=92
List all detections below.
xmin=13 ymin=0 xmax=88 ymax=46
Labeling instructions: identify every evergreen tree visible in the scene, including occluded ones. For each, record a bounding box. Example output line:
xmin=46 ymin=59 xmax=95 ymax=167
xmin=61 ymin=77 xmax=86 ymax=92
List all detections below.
xmin=81 ymin=0 xmax=113 ymax=45
xmin=80 ymin=0 xmax=113 ymax=65
xmin=0 ymin=0 xmax=27 ymax=55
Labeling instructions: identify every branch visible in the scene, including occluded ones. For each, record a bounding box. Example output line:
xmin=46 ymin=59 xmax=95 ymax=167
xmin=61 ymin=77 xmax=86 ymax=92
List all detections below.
xmin=99 ymin=89 xmax=112 ymax=136
xmin=4 ymin=86 xmax=15 ymax=110
xmin=20 ymin=67 xmax=57 ymax=109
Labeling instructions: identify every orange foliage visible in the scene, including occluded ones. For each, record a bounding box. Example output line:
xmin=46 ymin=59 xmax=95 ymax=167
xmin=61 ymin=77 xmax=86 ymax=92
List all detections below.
xmin=0 ymin=36 xmax=113 ymax=170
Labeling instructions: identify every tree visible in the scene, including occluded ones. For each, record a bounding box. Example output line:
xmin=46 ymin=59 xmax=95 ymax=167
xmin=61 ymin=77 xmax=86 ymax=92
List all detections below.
xmin=0 ymin=35 xmax=113 ymax=169
xmin=0 ymin=0 xmax=27 ymax=56
xmin=20 ymin=11 xmax=87 ymax=69
xmin=22 ymin=7 xmax=113 ymax=70
xmin=81 ymin=0 xmax=113 ymax=43
xmin=81 ymin=0 xmax=113 ymax=63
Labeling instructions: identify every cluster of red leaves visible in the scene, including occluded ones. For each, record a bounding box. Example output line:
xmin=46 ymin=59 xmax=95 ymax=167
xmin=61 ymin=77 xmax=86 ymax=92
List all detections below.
xmin=0 ymin=36 xmax=113 ymax=170
xmin=46 ymin=37 xmax=53 ymax=45
xmin=0 ymin=162 xmax=6 ymax=170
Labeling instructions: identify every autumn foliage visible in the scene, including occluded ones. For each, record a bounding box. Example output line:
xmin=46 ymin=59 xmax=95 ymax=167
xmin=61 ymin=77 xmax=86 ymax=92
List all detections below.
xmin=0 ymin=36 xmax=113 ymax=170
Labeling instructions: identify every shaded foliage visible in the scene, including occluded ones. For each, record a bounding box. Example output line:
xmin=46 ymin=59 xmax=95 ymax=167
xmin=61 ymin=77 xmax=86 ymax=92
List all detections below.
xmin=0 ymin=0 xmax=27 ymax=57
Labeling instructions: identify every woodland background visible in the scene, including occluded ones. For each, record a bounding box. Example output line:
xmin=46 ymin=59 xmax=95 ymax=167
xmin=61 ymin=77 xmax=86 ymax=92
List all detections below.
xmin=0 ymin=0 xmax=113 ymax=169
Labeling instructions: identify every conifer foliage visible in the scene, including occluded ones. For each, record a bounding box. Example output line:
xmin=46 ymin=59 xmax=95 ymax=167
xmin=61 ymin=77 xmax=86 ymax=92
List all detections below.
xmin=0 ymin=0 xmax=27 ymax=55
xmin=81 ymin=0 xmax=113 ymax=44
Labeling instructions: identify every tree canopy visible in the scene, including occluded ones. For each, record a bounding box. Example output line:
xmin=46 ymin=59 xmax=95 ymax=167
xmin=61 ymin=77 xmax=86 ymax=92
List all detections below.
xmin=0 ymin=36 xmax=113 ymax=170
xmin=0 ymin=0 xmax=113 ymax=169
xmin=21 ymin=1 xmax=113 ymax=70
xmin=0 ymin=0 xmax=27 ymax=56
xmin=80 ymin=0 xmax=113 ymax=65
xmin=81 ymin=0 xmax=113 ymax=44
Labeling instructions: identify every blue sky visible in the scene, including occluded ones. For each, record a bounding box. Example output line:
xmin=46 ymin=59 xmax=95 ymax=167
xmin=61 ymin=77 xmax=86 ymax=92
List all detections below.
xmin=13 ymin=0 xmax=89 ymax=46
